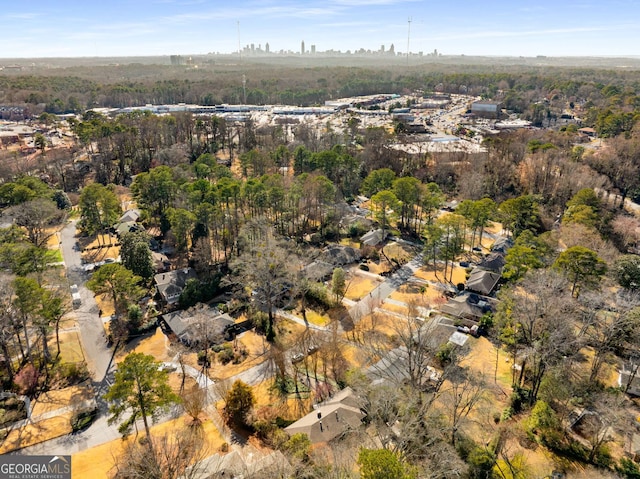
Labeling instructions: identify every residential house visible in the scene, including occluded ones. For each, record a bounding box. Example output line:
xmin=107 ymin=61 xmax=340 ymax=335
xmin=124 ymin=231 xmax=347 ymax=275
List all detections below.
xmin=161 ymin=306 xmax=234 ymax=345
xmin=477 ymin=253 xmax=506 ymax=274
xmin=360 ymin=229 xmax=388 ymax=247
xmin=466 ymin=268 xmax=501 ymax=296
xmin=440 ymin=292 xmax=495 ymax=321
xmin=319 ymin=245 xmax=362 ymax=266
xmin=151 ymin=251 xmax=171 ymax=273
xmin=284 ymin=387 xmax=365 ymax=443
xmin=154 ymin=268 xmax=197 ymax=306
xmin=490 ymin=237 xmax=514 ymax=255
xmin=302 ymin=260 xmax=335 ymax=282
xmin=119 ymin=209 xmax=141 ymax=223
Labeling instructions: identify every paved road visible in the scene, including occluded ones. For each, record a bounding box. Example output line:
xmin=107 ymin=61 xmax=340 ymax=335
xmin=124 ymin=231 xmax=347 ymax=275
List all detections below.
xmin=348 ymin=252 xmax=424 ymax=321
xmin=59 ymin=220 xmax=115 ymax=384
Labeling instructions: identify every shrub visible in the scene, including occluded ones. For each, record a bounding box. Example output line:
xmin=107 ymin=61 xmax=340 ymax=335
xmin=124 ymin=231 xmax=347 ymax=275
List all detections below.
xmin=617 ymin=458 xmax=640 ymax=479
xmin=304 ymin=282 xmax=332 ymax=310
xmin=218 ymin=345 xmax=235 ymax=365
xmin=14 ymin=364 xmax=39 ymax=396
xmin=71 ymin=408 xmax=97 ymax=432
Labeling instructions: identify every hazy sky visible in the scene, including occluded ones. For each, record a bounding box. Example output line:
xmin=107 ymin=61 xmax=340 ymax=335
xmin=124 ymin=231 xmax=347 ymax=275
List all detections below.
xmin=2 ymin=0 xmax=640 ymax=58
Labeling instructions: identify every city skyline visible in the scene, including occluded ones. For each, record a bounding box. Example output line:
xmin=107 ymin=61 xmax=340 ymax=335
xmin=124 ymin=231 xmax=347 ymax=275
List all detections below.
xmin=2 ymin=0 xmax=640 ymax=59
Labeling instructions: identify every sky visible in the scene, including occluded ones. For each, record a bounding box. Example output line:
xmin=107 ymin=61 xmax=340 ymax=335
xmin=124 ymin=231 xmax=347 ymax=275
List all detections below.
xmin=2 ymin=0 xmax=640 ymax=58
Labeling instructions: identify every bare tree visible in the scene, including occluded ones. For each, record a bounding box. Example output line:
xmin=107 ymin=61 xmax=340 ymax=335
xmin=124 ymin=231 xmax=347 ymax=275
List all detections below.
xmin=496 ymin=270 xmax=577 ymax=403
xmin=111 ymin=427 xmax=209 ymax=479
xmin=8 ymin=198 xmax=65 ymax=248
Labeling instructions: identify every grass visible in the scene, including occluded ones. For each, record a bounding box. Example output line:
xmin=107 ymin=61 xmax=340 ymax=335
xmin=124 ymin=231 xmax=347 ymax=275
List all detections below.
xmin=415 ymin=264 xmax=468 ymax=286
xmin=388 ymin=282 xmax=443 ymax=307
xmin=55 ymin=332 xmax=85 ymax=364
xmin=0 ymin=413 xmax=74 ymax=454
xmin=31 ymin=385 xmax=94 ymax=417
xmin=95 ymin=294 xmax=115 ymax=317
xmin=345 ymin=275 xmax=381 ymax=301
xmin=303 ymin=309 xmax=330 ymax=327
xmin=117 ymin=327 xmax=170 ymax=361
xmin=249 ymin=379 xmax=313 ymax=422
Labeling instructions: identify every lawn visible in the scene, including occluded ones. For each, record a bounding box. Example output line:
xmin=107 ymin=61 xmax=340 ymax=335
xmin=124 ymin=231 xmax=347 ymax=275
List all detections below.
xmin=415 ymin=264 xmax=468 ymax=286
xmin=31 ymin=385 xmax=94 ymax=417
xmin=344 ymin=274 xmax=381 ymax=301
xmin=0 ymin=413 xmax=74 ymax=454
xmin=117 ymin=327 xmax=170 ymax=361
xmin=95 ymin=294 xmax=115 ymax=317
xmin=388 ymin=282 xmax=443 ymax=308
xmin=55 ymin=331 xmax=85 ymax=364
xmin=250 ymin=379 xmax=313 ymax=422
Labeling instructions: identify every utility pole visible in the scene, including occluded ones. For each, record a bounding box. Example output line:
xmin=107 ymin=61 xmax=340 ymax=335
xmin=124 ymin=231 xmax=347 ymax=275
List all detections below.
xmin=406 ymin=17 xmax=412 ymax=66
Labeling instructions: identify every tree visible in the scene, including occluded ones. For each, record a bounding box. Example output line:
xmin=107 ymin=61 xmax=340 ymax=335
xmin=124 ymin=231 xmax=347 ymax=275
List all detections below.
xmin=79 ymin=183 xmax=121 ymax=239
xmin=457 ymin=198 xmax=496 ymax=250
xmin=502 ymin=230 xmax=550 ymax=282
xmin=104 ymin=353 xmax=180 ymax=450
xmin=495 ymin=270 xmax=576 ymax=404
xmin=34 ymin=133 xmax=47 ymax=154
xmin=612 ymin=255 xmax=640 ymax=290
xmin=554 ymin=246 xmax=607 ymax=297
xmin=331 ymin=267 xmax=347 ymax=305
xmin=392 ymin=176 xmax=421 ymax=231
xmin=131 ymin=166 xmax=177 ymax=226
xmin=111 ymin=428 xmax=208 ymax=479
xmin=357 ymin=448 xmax=416 ymax=479
xmin=224 ymin=380 xmax=255 ymax=428
xmin=8 ymin=198 xmax=65 ymax=248
xmin=120 ymin=231 xmax=154 ymax=280
xmin=361 ymin=168 xmax=396 ymax=197
xmin=86 ymin=263 xmax=143 ymax=317
xmin=370 ymin=190 xmax=399 ymax=233
xmin=498 ymin=195 xmax=540 ymax=238
xmin=232 ymin=221 xmax=294 ymax=341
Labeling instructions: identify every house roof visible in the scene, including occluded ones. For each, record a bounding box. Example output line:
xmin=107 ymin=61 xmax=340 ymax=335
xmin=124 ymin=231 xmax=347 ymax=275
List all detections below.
xmin=477 ymin=253 xmax=506 ymax=273
xmin=303 ymin=260 xmax=334 ymax=282
xmin=360 ymin=229 xmax=388 ymax=247
xmin=119 ymin=208 xmax=140 ymax=223
xmin=162 ymin=307 xmax=234 ymax=344
xmin=154 ymin=268 xmax=197 ymax=304
xmin=440 ymin=292 xmax=495 ymax=320
xmin=284 ymin=387 xmax=365 ymax=443
xmin=491 ymin=236 xmax=514 ymax=254
xmin=466 ymin=268 xmax=501 ymax=295
xmin=319 ymin=245 xmax=362 ymax=266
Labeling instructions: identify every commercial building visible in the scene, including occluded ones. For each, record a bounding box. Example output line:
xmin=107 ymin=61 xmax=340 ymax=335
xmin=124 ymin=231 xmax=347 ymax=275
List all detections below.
xmin=470 ymin=100 xmax=502 ymax=119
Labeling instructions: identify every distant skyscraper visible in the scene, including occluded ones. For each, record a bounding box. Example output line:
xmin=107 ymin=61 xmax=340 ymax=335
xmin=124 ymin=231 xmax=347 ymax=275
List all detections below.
xmin=301 ymin=40 xmax=305 ymax=55
xmin=389 ymin=43 xmax=395 ymax=55
xmin=381 ymin=45 xmax=385 ymax=53
xmin=311 ymin=45 xmax=316 ymax=54
xmin=265 ymin=42 xmax=270 ymax=53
